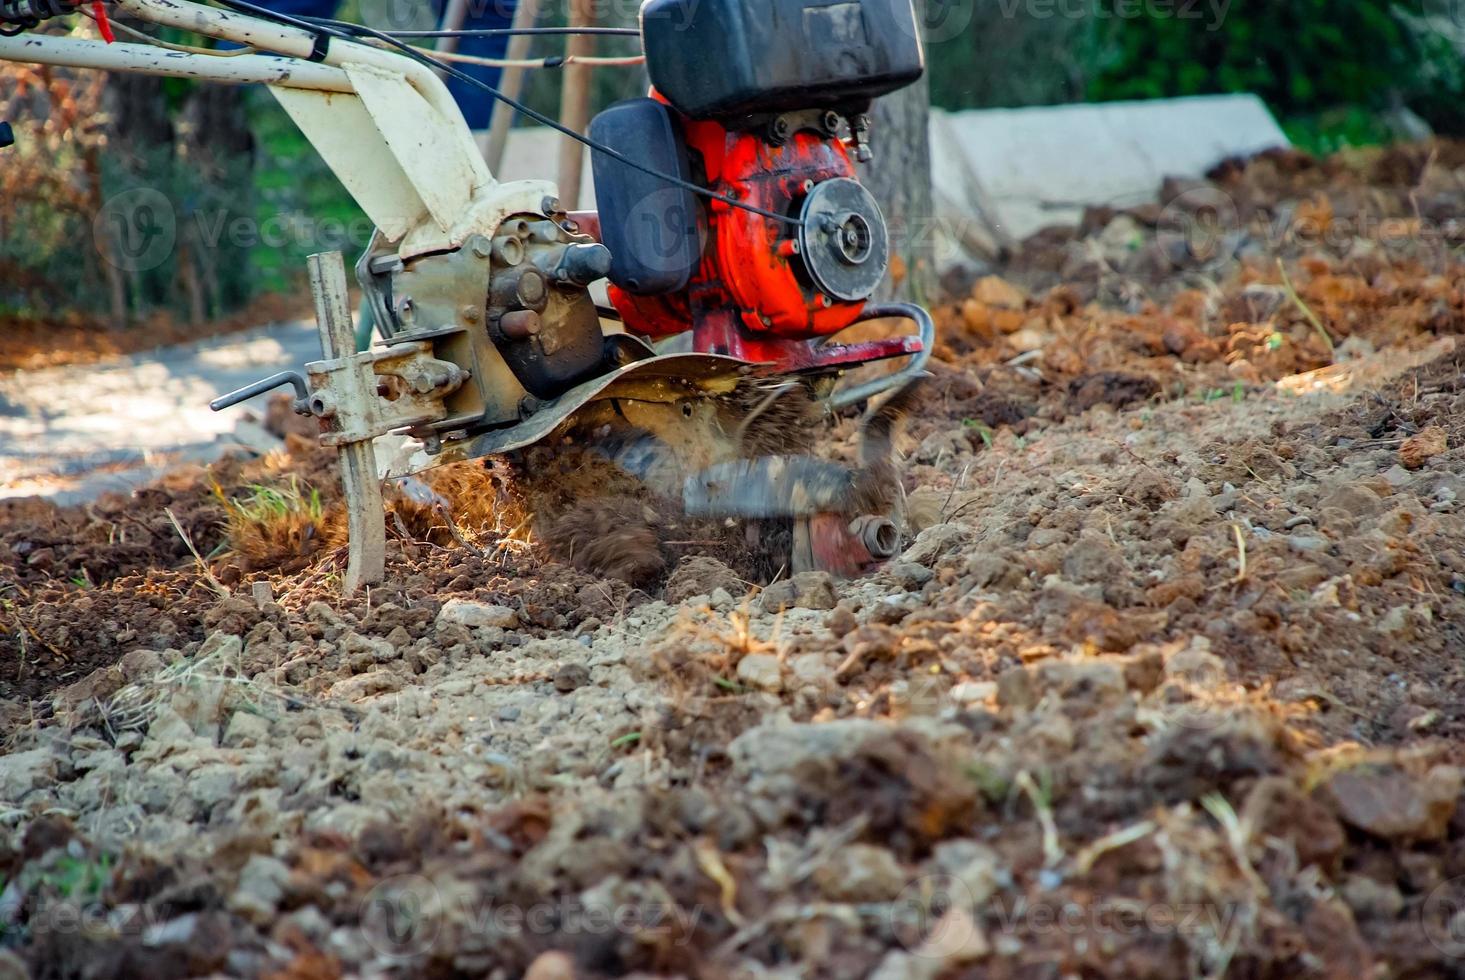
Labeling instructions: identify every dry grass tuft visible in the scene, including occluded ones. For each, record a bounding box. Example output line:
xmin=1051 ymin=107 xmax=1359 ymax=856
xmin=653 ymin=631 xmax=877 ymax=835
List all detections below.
xmin=213 ymin=475 xmax=333 ymax=571
xmin=385 ymin=461 xmax=533 ymax=562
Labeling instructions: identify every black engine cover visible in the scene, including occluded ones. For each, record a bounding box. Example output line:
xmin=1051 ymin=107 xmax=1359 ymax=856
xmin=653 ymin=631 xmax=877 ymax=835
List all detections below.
xmin=589 ymin=98 xmax=703 ymax=295
xmin=639 ymin=0 xmax=924 ymax=120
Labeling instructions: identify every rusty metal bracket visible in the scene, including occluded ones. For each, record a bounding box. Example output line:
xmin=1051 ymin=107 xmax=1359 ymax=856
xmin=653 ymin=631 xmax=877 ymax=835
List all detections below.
xmin=303 ymin=251 xmax=466 ymax=594
xmin=307 ymin=252 xmax=385 ymax=595
xmin=304 ymin=342 xmax=468 ymax=447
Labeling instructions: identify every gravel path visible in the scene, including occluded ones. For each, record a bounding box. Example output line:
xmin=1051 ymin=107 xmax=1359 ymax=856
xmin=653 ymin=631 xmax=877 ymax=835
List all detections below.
xmin=0 ymin=321 xmax=319 ymax=504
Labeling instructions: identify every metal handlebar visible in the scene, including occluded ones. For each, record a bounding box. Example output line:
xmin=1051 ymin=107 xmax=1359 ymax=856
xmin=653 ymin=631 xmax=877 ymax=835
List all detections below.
xmin=828 ymin=301 xmax=935 ymax=409
xmin=209 ymin=370 xmax=310 ymax=413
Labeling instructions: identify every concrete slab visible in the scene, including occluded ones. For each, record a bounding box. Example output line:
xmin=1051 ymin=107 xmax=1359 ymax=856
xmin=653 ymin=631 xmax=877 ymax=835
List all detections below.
xmin=930 ymin=94 xmax=1290 ymax=251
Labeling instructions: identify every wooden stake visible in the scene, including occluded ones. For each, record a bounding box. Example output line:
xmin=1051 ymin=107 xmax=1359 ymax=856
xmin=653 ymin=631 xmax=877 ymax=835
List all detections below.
xmin=483 ymin=0 xmax=541 ymax=173
xmin=555 ymin=0 xmax=596 ymax=210
xmin=308 ymin=251 xmax=385 ymax=595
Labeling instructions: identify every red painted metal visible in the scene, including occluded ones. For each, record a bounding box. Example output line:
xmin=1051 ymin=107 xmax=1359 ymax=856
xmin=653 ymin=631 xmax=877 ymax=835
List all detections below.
xmin=606 ymin=97 xmax=919 ymax=375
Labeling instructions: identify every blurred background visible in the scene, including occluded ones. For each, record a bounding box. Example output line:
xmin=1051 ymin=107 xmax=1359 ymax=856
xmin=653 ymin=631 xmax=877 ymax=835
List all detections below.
xmin=3 ymin=0 xmax=1465 ymax=337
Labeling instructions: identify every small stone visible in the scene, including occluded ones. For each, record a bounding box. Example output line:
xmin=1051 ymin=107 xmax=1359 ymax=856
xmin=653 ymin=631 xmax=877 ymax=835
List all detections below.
xmin=664 ymin=556 xmax=745 ymax=605
xmin=305 ymin=601 xmax=344 ymax=627
xmin=1379 ymin=605 xmax=1416 ymax=638
xmin=222 ymin=711 xmax=271 ymax=748
xmin=812 ymin=844 xmax=906 ymax=902
xmin=932 ymin=839 xmax=1003 ymax=907
xmin=1324 ymin=764 xmax=1461 ymax=840
xmin=1164 ymin=638 xmax=1226 ymax=686
xmin=759 ymin=571 xmax=838 ymax=613
xmin=250 ymin=581 xmax=274 ymax=609
xmin=143 ymin=705 xmax=200 ymax=755
xmin=1400 ymin=426 xmax=1448 ymax=470
xmin=901 ymin=523 xmax=974 ymax=566
xmin=197 ymin=631 xmax=244 ymax=667
xmin=523 ymin=951 xmax=576 ymax=980
xmin=436 ymin=599 xmax=520 ymax=630
xmin=966 ymin=554 xmax=1016 ymax=589
xmin=972 ymin=275 xmax=1027 ymax=309
xmin=709 ymin=587 xmax=734 ymax=609
xmin=886 ymin=562 xmax=934 ymax=590
xmin=996 ymin=667 xmax=1036 ymax=710
xmin=736 ymin=653 xmax=783 ymax=693
xmin=1030 ymin=659 xmax=1127 ymax=704
xmin=789 ymin=653 xmax=834 ymax=685
xmin=1319 ymin=484 xmax=1382 ymax=517
xmin=1061 ymin=531 xmax=1127 ymax=584
xmin=0 ymin=748 xmax=58 ymax=803
xmin=1287 ymin=534 xmax=1328 ymax=554
xmin=1381 ymin=464 xmax=1414 ymax=489
xmin=119 ymin=648 xmax=164 ymax=681
xmin=950 ymin=681 xmax=997 ymax=706
xmin=1339 ymin=874 xmax=1404 ymax=921
xmin=915 ymin=905 xmax=990 ymax=964
xmin=229 ymin=854 xmax=290 ymax=925
xmin=328 ymin=670 xmax=403 ymax=701
xmin=825 ymin=605 xmax=859 ymax=638
xmin=171 ymin=676 xmax=230 ymax=741
xmin=554 ymin=663 xmax=591 ymax=693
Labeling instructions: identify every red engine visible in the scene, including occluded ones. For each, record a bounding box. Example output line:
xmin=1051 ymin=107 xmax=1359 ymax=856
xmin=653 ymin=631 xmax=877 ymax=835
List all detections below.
xmin=585 ymin=0 xmax=928 ymax=377
xmin=611 ymin=105 xmax=869 ymax=347
xmin=593 ymin=98 xmax=922 ymax=374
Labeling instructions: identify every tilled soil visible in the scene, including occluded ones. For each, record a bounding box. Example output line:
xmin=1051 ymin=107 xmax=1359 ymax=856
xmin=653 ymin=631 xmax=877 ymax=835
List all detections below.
xmin=3 ymin=142 xmax=1465 ymax=980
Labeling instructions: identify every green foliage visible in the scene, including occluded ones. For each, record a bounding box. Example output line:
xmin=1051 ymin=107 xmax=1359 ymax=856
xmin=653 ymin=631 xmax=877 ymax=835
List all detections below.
xmin=246 ymin=94 xmax=366 ymax=297
xmin=926 ymin=0 xmax=1465 ymax=148
xmin=1084 ymin=0 xmax=1462 ymax=116
xmin=216 ymin=476 xmax=325 ymax=526
xmin=1282 ymin=106 xmax=1399 ymax=155
xmin=40 ymin=853 xmax=114 ymax=902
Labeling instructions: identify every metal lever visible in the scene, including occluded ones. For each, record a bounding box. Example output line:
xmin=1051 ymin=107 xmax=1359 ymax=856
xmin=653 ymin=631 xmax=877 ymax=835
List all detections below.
xmin=828 ymin=302 xmax=934 ymax=410
xmin=209 ymin=370 xmax=311 ymax=414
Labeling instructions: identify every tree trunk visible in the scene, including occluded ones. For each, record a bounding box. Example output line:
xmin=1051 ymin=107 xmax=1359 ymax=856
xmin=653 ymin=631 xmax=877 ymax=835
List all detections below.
xmin=862 ymin=74 xmax=936 ymax=305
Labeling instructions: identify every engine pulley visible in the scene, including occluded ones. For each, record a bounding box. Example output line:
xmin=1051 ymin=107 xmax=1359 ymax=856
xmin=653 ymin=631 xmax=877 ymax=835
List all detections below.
xmin=796 ymin=178 xmax=889 ymax=303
